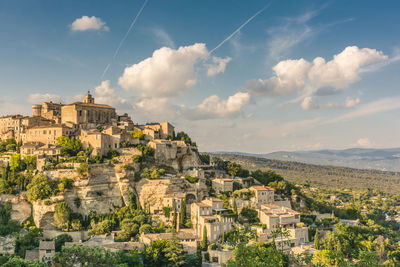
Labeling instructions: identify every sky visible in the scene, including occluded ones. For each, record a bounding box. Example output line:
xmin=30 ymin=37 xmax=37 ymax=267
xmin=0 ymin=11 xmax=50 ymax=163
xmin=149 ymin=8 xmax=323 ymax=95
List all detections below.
xmin=0 ymin=0 xmax=399 ymax=153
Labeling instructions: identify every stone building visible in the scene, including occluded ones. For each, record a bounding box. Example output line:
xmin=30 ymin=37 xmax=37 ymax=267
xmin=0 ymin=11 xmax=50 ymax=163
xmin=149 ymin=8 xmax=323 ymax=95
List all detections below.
xmin=139 ymin=122 xmax=175 ymax=140
xmin=32 ymin=101 xmax=63 ymax=122
xmin=140 ymin=230 xmax=197 ymax=253
xmin=25 ymin=124 xmax=73 ymax=145
xmin=249 ymin=186 xmax=275 ymax=207
xmin=258 ymin=204 xmax=308 ymax=246
xmin=39 ymin=240 xmax=55 ymax=263
xmin=191 ymin=198 xmax=234 ymax=243
xmin=61 ymin=92 xmax=117 ymax=126
xmin=212 ymin=178 xmax=234 ymax=194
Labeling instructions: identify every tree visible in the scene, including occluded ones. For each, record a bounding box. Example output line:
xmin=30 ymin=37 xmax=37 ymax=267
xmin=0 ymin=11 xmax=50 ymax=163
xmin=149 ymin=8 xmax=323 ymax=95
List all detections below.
xmin=2 ymin=257 xmax=47 ymax=267
xmin=314 ymin=231 xmax=320 ymax=250
xmin=226 ymin=243 xmax=284 ymax=267
xmin=54 ymin=234 xmax=73 ymax=252
xmin=56 ymin=136 xmax=83 ymax=157
xmin=53 ymin=244 xmax=132 ymax=267
xmin=227 ymin=162 xmax=241 ymax=177
xmin=26 ymin=173 xmax=53 ymax=202
xmin=129 ymin=130 xmax=144 ymax=140
xmin=202 ymin=225 xmax=208 ymax=251
xmin=172 ymin=202 xmax=178 ymax=232
xmin=240 ymin=206 xmax=259 ymax=224
xmin=271 ymin=226 xmax=291 ymax=253
xmin=143 ymin=239 xmax=186 ymax=266
xmin=233 ymin=199 xmax=238 ymax=215
xmin=180 ymin=198 xmax=187 ymax=226
xmin=54 ymin=201 xmax=71 ymax=230
xmin=58 ymin=177 xmax=73 ymax=192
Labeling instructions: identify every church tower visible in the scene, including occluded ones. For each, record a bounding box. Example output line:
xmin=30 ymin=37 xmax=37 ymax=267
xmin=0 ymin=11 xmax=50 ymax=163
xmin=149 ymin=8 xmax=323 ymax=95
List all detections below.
xmin=83 ymin=91 xmax=95 ymax=104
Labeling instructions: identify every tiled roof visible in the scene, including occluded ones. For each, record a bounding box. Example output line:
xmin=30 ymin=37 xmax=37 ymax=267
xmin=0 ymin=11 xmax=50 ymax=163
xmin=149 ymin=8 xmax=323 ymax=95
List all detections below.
xmin=250 ymin=186 xmax=274 ymax=191
xmin=39 ymin=240 xmax=55 ymax=250
xmin=25 ymin=249 xmax=39 ymax=261
xmin=66 ymin=102 xmax=115 ymax=109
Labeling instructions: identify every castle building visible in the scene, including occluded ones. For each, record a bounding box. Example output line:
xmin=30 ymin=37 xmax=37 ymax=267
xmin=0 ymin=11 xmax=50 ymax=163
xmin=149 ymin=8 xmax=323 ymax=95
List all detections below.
xmin=61 ymin=92 xmax=117 ymax=126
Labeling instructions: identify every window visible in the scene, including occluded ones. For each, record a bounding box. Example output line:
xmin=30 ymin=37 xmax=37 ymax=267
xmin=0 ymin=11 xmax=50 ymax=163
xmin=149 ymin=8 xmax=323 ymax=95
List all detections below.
xmin=43 ymin=130 xmax=46 ymax=134
xmin=46 ymin=249 xmax=52 ymax=253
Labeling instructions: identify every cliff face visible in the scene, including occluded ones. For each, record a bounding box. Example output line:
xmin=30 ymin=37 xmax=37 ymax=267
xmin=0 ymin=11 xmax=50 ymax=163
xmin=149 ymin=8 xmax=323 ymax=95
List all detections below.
xmin=135 ymin=177 xmax=209 ymax=213
xmin=0 ymin=194 xmax=31 ymax=223
xmin=153 ymin=144 xmax=202 ymax=170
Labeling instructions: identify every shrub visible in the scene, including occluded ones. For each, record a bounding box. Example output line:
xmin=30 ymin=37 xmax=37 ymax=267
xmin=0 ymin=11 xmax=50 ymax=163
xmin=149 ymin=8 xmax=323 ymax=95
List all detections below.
xmin=106 ymin=149 xmax=120 ymax=159
xmin=184 ymin=176 xmax=199 ymax=183
xmin=58 ymin=177 xmax=74 ymax=192
xmin=54 ymin=201 xmax=71 ymax=230
xmin=77 ymin=163 xmax=88 ymax=176
xmin=129 ymin=130 xmax=144 ymax=140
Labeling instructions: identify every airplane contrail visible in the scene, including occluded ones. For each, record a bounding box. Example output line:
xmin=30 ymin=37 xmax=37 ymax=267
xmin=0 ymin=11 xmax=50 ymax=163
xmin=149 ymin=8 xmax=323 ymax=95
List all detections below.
xmin=101 ymin=0 xmax=149 ymax=80
xmin=210 ymin=3 xmax=271 ymax=54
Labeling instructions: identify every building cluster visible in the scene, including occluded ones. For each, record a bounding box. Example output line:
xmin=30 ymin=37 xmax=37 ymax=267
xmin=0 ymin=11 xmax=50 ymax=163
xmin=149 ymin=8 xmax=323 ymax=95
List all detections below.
xmin=0 ymin=92 xmax=184 ymax=167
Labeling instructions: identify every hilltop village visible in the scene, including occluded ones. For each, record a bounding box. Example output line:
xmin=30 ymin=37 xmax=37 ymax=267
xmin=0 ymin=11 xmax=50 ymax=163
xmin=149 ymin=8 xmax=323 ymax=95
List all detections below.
xmin=0 ymin=93 xmax=400 ymax=266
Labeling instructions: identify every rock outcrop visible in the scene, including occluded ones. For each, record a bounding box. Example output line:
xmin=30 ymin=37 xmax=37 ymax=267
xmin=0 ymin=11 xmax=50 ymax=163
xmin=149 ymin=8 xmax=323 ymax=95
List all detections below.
xmin=0 ymin=194 xmax=31 ymax=223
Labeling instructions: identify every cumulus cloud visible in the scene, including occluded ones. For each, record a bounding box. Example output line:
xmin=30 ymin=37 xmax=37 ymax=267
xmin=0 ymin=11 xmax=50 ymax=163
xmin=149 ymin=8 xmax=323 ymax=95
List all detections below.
xmin=357 ymin=137 xmax=374 ymax=148
xmin=207 ymin=56 xmax=232 ymax=76
xmin=301 ymin=96 xmax=319 ymax=110
xmin=70 ymin=16 xmax=109 ymax=31
xmin=118 ymin=43 xmax=210 ymax=97
xmin=246 ymin=46 xmax=388 ymax=98
xmin=185 ymin=92 xmax=251 ymax=120
xmin=27 ymin=93 xmax=62 ymax=104
xmin=94 ymin=80 xmax=131 ymax=109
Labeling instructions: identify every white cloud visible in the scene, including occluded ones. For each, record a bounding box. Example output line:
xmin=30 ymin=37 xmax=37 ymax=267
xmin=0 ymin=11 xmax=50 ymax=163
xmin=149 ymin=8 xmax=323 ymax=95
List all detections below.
xmin=70 ymin=16 xmax=109 ymax=31
xmin=207 ymin=56 xmax=232 ymax=76
xmin=267 ymin=11 xmax=316 ymax=60
xmin=27 ymin=93 xmax=62 ymax=104
xmin=134 ymin=97 xmax=180 ymax=122
xmin=246 ymin=46 xmax=388 ymax=98
xmin=345 ymin=97 xmax=360 ymax=108
xmin=326 ymin=96 xmax=400 ymax=124
xmin=118 ymin=43 xmax=209 ymax=97
xmin=152 ymin=28 xmax=175 ymax=48
xmin=94 ymin=80 xmax=131 ymax=109
xmin=301 ymin=96 xmax=319 ymax=110
xmin=185 ymin=92 xmax=251 ymax=120
xmin=357 ymin=137 xmax=374 ymax=148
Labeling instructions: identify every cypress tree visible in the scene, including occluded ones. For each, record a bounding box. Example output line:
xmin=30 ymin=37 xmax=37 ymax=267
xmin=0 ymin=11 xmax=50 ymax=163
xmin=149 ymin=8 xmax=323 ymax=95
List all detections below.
xmin=172 ymin=202 xmax=177 ymax=232
xmin=196 ymin=241 xmax=202 ymax=267
xmin=233 ymin=199 xmax=238 ymax=214
xmin=180 ymin=198 xmax=186 ymax=226
xmin=202 ymin=225 xmax=208 ymax=251
xmin=314 ymin=231 xmax=320 ymax=250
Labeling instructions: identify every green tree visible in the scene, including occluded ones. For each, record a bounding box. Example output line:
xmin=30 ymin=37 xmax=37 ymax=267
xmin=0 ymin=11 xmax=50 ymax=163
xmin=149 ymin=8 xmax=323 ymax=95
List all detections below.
xmin=202 ymin=225 xmax=208 ymax=251
xmin=143 ymin=239 xmax=186 ymax=266
xmin=54 ymin=201 xmax=71 ymax=230
xmin=26 ymin=173 xmax=53 ymax=202
xmin=58 ymin=177 xmax=73 ymax=192
xmin=53 ymin=244 xmax=132 ymax=267
xmin=129 ymin=130 xmax=144 ymax=140
xmin=227 ymin=162 xmax=241 ymax=177
xmin=314 ymin=230 xmax=320 ymax=250
xmin=56 ymin=136 xmax=83 ymax=157
xmin=172 ymin=202 xmax=178 ymax=232
xmin=54 ymin=234 xmax=73 ymax=252
xmin=2 ymin=257 xmax=47 ymax=267
xmin=180 ymin=198 xmax=187 ymax=226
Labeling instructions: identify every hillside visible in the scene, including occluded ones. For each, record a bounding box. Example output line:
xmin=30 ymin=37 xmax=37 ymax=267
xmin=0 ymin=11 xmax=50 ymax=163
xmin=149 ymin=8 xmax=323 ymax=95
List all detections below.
xmin=209 ymin=153 xmax=400 ymax=194
xmin=217 ymin=147 xmax=400 ymax=171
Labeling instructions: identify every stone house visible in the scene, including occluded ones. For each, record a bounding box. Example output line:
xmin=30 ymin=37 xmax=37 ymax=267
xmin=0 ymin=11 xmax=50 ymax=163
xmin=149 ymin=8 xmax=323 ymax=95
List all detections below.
xmin=212 ymin=178 xmax=234 ymax=194
xmin=249 ymin=186 xmax=275 ymax=207
xmin=140 ymin=230 xmax=197 ymax=253
xmin=163 ymin=193 xmax=186 ymax=211
xmin=139 ymin=122 xmax=175 ymax=140
xmin=191 ymin=198 xmax=234 ymax=243
xmin=39 ymin=240 xmax=55 ymax=263
xmin=258 ymin=204 xmax=308 ymax=245
xmin=25 ymin=124 xmax=73 ymax=145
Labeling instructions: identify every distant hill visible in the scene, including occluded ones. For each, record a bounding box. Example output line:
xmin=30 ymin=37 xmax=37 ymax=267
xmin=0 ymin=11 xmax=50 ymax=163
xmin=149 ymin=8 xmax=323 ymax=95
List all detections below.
xmin=216 ymin=148 xmax=400 ymax=171
xmin=209 ymin=153 xmax=400 ymax=194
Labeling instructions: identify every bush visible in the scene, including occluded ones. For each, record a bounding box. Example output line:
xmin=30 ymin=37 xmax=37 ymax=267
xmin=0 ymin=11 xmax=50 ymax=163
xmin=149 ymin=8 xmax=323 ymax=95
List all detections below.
xmin=58 ymin=177 xmax=74 ymax=192
xmin=77 ymin=163 xmax=88 ymax=176
xmin=106 ymin=149 xmax=120 ymax=159
xmin=129 ymin=130 xmax=144 ymax=140
xmin=184 ymin=176 xmax=199 ymax=183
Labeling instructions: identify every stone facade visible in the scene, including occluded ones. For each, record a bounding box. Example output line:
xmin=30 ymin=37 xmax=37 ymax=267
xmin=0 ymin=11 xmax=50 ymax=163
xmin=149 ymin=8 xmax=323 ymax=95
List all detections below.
xmin=212 ymin=178 xmax=234 ymax=193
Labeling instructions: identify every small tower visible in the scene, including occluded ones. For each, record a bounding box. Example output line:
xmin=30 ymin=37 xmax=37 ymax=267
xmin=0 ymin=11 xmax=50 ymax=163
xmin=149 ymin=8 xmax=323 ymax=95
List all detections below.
xmin=83 ymin=91 xmax=95 ymax=104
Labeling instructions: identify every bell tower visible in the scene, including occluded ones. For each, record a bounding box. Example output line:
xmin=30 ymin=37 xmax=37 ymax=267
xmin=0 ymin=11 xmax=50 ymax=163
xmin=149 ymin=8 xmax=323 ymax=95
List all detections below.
xmin=83 ymin=91 xmax=95 ymax=104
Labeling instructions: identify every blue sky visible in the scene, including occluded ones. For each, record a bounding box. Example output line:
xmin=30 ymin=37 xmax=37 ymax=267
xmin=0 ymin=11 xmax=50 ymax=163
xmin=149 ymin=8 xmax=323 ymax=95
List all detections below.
xmin=0 ymin=0 xmax=399 ymax=152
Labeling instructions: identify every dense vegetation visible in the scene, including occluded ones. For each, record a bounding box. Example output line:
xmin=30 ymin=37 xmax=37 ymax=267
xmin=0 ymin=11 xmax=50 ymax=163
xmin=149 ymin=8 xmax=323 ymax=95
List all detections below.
xmin=210 ymin=153 xmax=400 ymax=194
